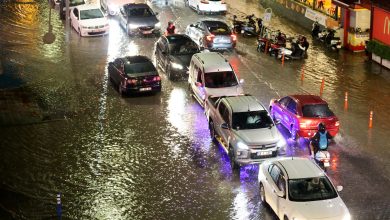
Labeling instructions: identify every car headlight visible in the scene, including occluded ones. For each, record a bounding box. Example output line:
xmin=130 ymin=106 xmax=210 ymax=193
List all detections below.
xmin=128 ymin=24 xmax=138 ymax=29
xmin=155 ymin=22 xmax=161 ymax=29
xmin=342 ymin=212 xmax=351 ymax=220
xmin=276 ymin=138 xmax=286 ymax=148
xmin=171 ymin=62 xmax=183 ymax=70
xmin=237 ymin=142 xmax=249 ymax=150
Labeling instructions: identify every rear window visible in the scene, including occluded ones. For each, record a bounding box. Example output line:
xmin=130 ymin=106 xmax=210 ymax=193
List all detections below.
xmin=207 ymin=23 xmax=230 ymax=35
xmin=204 ymin=71 xmax=238 ymax=88
xmin=168 ymin=38 xmax=199 ymax=55
xmin=302 ymin=104 xmax=334 ymax=118
xmin=124 ymin=62 xmax=156 ymax=75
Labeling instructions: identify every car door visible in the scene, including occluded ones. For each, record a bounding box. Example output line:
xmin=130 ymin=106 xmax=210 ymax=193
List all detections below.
xmin=119 ymin=7 xmax=127 ymax=28
xmin=274 ymin=97 xmax=290 ymax=128
xmin=285 ymin=98 xmax=298 ymax=131
xmin=155 ymin=39 xmax=164 ymax=67
xmin=161 ymin=39 xmax=170 ymax=70
xmin=192 ymin=64 xmax=205 ymax=103
xmin=195 ymin=22 xmax=206 ymax=45
xmin=71 ymin=8 xmax=79 ymax=31
xmin=266 ymin=164 xmax=283 ymax=213
xmin=215 ymin=102 xmax=230 ymax=146
xmin=112 ymin=59 xmax=125 ymax=86
xmin=187 ymin=23 xmax=198 ymax=41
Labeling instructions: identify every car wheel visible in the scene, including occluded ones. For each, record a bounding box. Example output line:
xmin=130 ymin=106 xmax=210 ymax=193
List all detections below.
xmin=259 ymin=183 xmax=268 ymax=206
xmin=229 ymin=146 xmax=240 ymax=171
xmin=209 ymin=120 xmax=215 ymax=140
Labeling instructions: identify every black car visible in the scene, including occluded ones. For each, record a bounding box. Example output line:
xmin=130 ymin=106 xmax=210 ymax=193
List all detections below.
xmin=119 ymin=3 xmax=161 ymax=36
xmin=155 ymin=34 xmax=200 ymax=80
xmin=108 ymin=56 xmax=161 ymax=96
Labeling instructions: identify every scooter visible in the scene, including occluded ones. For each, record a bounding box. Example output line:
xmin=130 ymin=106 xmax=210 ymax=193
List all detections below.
xmin=232 ymin=14 xmax=257 ymax=37
xmin=312 ymin=22 xmax=341 ymax=51
xmin=315 ymin=150 xmax=331 ymax=171
xmin=276 ymin=40 xmax=307 ymax=60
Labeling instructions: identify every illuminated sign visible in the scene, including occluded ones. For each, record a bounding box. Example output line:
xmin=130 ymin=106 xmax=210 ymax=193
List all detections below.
xmin=373 ymin=7 xmax=390 ymax=45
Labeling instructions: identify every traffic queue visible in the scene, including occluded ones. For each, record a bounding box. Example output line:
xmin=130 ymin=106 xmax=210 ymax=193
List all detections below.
xmin=55 ymin=1 xmax=351 ymax=219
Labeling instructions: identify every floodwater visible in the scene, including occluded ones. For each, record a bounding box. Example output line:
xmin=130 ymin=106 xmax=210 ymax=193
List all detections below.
xmin=0 ymin=0 xmax=389 ymax=219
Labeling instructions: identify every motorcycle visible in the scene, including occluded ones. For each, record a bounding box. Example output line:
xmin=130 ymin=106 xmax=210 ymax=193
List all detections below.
xmin=257 ymin=29 xmax=285 ymax=55
xmin=312 ymin=22 xmax=341 ymax=51
xmin=232 ymin=14 xmax=257 ymax=37
xmin=275 ymin=38 xmax=307 ymax=60
xmin=315 ymin=150 xmax=331 ymax=171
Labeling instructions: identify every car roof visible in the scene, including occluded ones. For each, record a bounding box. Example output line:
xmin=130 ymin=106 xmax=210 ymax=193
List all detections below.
xmin=121 ymin=55 xmax=151 ymax=64
xmin=123 ymin=3 xmax=150 ymax=9
xmin=192 ymin=52 xmax=232 ymax=73
xmin=165 ymin=34 xmax=193 ymax=43
xmin=289 ymin=94 xmax=328 ymax=105
xmin=76 ymin=4 xmax=101 ymax=10
xmin=276 ymin=157 xmax=324 ymax=179
xmin=223 ymin=95 xmax=266 ymax=113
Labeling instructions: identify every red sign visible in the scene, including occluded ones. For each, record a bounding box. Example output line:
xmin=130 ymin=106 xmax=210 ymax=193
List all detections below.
xmin=372 ymin=7 xmax=390 ymax=45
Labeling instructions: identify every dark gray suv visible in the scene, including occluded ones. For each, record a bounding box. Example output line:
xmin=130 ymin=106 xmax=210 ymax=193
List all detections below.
xmin=119 ymin=3 xmax=161 ymax=36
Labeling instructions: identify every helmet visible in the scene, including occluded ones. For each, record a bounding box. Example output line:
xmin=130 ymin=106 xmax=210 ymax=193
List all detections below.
xmin=233 ymin=15 xmax=237 ymax=19
xmin=168 ymin=21 xmax=173 ymax=25
xmin=318 ymin=123 xmax=326 ymax=133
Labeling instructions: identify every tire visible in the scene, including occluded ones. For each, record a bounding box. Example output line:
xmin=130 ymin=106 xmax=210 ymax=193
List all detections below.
xmin=209 ymin=120 xmax=215 ymax=140
xmin=259 ymin=183 xmax=268 ymax=206
xmin=229 ymin=146 xmax=240 ymax=171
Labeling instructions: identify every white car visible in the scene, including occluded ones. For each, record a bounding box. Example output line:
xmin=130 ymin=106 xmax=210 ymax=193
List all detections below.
xmin=187 ymin=0 xmax=227 ymax=15
xmin=258 ymin=157 xmax=351 ymax=220
xmin=70 ymin=5 xmax=109 ymax=37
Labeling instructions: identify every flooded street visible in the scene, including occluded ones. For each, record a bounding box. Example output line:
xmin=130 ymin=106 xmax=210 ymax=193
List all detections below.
xmin=0 ymin=0 xmax=389 ymax=219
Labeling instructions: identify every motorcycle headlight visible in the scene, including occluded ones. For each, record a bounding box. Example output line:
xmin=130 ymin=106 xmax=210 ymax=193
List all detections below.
xmin=155 ymin=22 xmax=161 ymax=29
xmin=276 ymin=138 xmax=286 ymax=148
xmin=171 ymin=62 xmax=183 ymax=70
xmin=237 ymin=142 xmax=249 ymax=150
xmin=128 ymin=24 xmax=138 ymax=29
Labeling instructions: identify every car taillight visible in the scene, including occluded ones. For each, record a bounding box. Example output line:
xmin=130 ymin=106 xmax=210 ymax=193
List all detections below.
xmin=127 ymin=79 xmax=137 ymax=85
xmin=335 ymin=121 xmax=340 ymax=126
xmin=206 ymin=34 xmax=215 ymax=41
xmin=231 ymin=34 xmax=237 ymax=41
xmin=153 ymin=76 xmax=161 ymax=81
xmin=201 ymin=0 xmax=209 ymax=3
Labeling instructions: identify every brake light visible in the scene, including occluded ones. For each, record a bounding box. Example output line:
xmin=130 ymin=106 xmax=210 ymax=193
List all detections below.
xmin=127 ymin=78 xmax=137 ymax=85
xmin=335 ymin=121 xmax=340 ymax=126
xmin=201 ymin=0 xmax=209 ymax=3
xmin=153 ymin=76 xmax=161 ymax=81
xmin=206 ymin=34 xmax=215 ymax=41
xmin=231 ymin=34 xmax=237 ymax=41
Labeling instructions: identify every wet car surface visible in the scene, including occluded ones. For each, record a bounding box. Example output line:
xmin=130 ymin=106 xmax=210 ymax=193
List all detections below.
xmin=0 ymin=0 xmax=390 ymax=219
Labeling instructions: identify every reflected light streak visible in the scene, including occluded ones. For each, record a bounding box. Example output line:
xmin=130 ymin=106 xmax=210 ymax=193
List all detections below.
xmin=167 ymin=87 xmax=187 ymax=133
xmin=232 ymin=190 xmax=250 ymax=220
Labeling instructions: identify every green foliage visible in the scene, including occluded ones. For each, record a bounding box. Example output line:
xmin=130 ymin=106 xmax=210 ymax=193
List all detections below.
xmin=366 ymin=40 xmax=390 ymax=60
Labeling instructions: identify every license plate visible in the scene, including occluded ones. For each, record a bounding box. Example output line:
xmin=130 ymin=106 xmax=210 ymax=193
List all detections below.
xmin=142 ymin=30 xmax=152 ymax=34
xmin=324 ymin=162 xmax=330 ymax=167
xmin=140 ymin=87 xmax=151 ymax=91
xmin=257 ymin=151 xmax=271 ymax=156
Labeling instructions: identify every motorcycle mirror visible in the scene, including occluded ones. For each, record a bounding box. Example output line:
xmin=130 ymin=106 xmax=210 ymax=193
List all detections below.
xmin=336 ymin=186 xmax=343 ymax=192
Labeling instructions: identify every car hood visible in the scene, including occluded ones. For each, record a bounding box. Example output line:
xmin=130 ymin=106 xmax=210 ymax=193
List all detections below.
xmin=127 ymin=16 xmax=159 ymax=26
xmin=205 ymin=86 xmax=243 ymax=98
xmin=170 ymin=55 xmax=193 ymax=68
xmin=233 ymin=126 xmax=280 ymax=146
xmin=291 ymin=198 xmax=348 ymax=219
xmin=80 ymin=18 xmax=108 ymax=26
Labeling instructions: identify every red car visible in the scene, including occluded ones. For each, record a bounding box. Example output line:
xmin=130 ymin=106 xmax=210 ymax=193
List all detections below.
xmin=269 ymin=95 xmax=339 ymax=140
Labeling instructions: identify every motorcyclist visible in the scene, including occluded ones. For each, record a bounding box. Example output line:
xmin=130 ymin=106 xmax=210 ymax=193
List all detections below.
xmin=325 ymin=29 xmax=335 ymax=45
xmin=165 ymin=21 xmax=176 ymax=36
xmin=276 ymin=31 xmax=286 ymax=46
xmin=257 ymin=18 xmax=263 ymax=36
xmin=300 ymin=36 xmax=309 ymax=51
xmin=310 ymin=123 xmax=333 ymax=158
xmin=312 ymin=21 xmax=320 ymax=38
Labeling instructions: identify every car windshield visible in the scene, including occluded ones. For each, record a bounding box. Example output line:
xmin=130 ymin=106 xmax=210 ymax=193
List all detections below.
xmin=204 ymin=71 xmax=238 ymax=88
xmin=127 ymin=8 xmax=153 ymax=17
xmin=169 ymin=38 xmax=199 ymax=55
xmin=124 ymin=62 xmax=156 ymax=75
xmin=232 ymin=111 xmax=273 ymax=130
xmin=302 ymin=104 xmax=334 ymax=118
xmin=80 ymin=9 xmax=104 ymax=20
xmin=207 ymin=23 xmax=230 ymax=35
xmin=288 ymin=177 xmax=338 ymax=202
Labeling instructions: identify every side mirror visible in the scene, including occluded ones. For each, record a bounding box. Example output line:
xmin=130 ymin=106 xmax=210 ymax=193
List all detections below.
xmin=155 ymin=12 xmax=159 ymax=16
xmin=189 ymin=24 xmax=194 ymax=27
xmin=199 ymin=46 xmax=205 ymax=51
xmin=275 ymin=189 xmax=285 ymax=198
xmin=239 ymin=78 xmax=244 ymax=84
xmin=220 ymin=122 xmax=229 ymax=129
xmin=336 ymin=185 xmax=343 ymax=192
xmin=274 ymin=119 xmax=281 ymax=125
xmin=195 ymin=82 xmax=202 ymax=87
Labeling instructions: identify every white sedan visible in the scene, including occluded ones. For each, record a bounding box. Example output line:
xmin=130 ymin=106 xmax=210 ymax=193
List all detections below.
xmin=258 ymin=157 xmax=351 ymax=220
xmin=70 ymin=5 xmax=109 ymax=37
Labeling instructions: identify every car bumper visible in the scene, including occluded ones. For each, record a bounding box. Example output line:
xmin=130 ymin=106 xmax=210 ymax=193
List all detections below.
xmin=199 ymin=4 xmax=227 ymax=13
xmin=236 ymin=149 xmax=278 ymax=165
xmin=81 ymin=27 xmax=109 ymax=37
xmin=124 ymin=84 xmax=161 ymax=94
xmin=128 ymin=27 xmax=160 ymax=36
xmin=298 ymin=128 xmax=339 ymax=138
